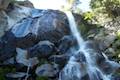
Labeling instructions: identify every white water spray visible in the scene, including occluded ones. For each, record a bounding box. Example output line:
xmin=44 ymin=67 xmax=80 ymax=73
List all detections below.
xmin=59 ymin=11 xmax=111 ymax=80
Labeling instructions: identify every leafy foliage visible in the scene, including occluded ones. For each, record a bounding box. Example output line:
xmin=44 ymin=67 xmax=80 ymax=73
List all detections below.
xmin=83 ymin=11 xmax=94 ymax=20
xmin=116 ymin=30 xmax=120 ymax=40
xmin=90 ymin=0 xmax=120 ymax=17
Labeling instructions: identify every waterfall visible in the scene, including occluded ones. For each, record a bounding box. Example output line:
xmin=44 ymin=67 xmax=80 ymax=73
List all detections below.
xmin=64 ymin=11 xmax=84 ymax=47
xmin=59 ymin=11 xmax=112 ymax=80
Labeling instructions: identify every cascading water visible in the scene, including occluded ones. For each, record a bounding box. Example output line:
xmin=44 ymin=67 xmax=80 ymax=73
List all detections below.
xmin=59 ymin=11 xmax=113 ymax=80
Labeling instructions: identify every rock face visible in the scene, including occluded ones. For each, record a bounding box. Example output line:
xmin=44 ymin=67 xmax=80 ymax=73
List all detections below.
xmin=0 ymin=8 xmax=70 ymax=61
xmin=0 ymin=11 xmax=8 ymax=37
xmin=11 ymin=9 xmax=70 ymax=48
xmin=0 ymin=0 xmax=11 ymax=10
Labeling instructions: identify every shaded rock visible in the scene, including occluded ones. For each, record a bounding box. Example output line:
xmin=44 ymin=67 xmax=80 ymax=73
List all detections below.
xmin=36 ymin=64 xmax=57 ymax=77
xmin=99 ymin=60 xmax=120 ymax=74
xmin=86 ymin=27 xmax=102 ymax=40
xmin=0 ymin=32 xmax=16 ymax=62
xmin=0 ymin=0 xmax=11 ymax=10
xmin=15 ymin=33 xmax=39 ymax=49
xmin=74 ymin=51 xmax=86 ymax=63
xmin=102 ymin=34 xmax=116 ymax=49
xmin=81 ymin=74 xmax=89 ymax=80
xmin=104 ymin=48 xmax=116 ymax=58
xmin=112 ymin=75 xmax=120 ymax=80
xmin=113 ymin=40 xmax=120 ymax=50
xmin=3 ymin=57 xmax=15 ymax=65
xmin=49 ymin=54 xmax=69 ymax=68
xmin=5 ymin=72 xmax=26 ymax=80
xmin=0 ymin=39 xmax=3 ymax=51
xmin=96 ymin=53 xmax=106 ymax=66
xmin=0 ymin=11 xmax=8 ymax=37
xmin=58 ymin=35 xmax=77 ymax=54
xmin=94 ymin=33 xmax=116 ymax=51
xmin=28 ymin=41 xmax=57 ymax=58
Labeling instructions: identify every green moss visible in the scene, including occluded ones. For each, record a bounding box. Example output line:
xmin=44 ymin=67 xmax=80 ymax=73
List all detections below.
xmin=0 ymin=67 xmax=16 ymax=80
xmin=36 ymin=76 xmax=48 ymax=80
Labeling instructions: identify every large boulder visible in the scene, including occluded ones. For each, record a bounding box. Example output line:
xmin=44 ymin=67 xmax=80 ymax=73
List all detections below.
xmin=2 ymin=9 xmax=70 ymax=48
xmin=0 ymin=9 xmax=70 ymax=61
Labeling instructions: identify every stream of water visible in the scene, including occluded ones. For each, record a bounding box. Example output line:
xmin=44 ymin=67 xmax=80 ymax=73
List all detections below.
xmin=59 ymin=11 xmax=112 ymax=80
